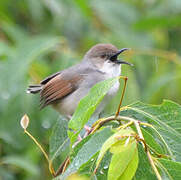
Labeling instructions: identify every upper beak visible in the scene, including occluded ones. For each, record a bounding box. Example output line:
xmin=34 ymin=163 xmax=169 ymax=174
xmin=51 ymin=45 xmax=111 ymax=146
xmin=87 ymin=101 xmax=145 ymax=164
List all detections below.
xmin=111 ymin=48 xmax=133 ymax=66
xmin=115 ymin=48 xmax=131 ymax=56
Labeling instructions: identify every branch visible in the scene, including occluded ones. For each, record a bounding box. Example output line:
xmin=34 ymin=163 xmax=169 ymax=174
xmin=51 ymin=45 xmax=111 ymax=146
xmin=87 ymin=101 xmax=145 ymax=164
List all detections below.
xmin=91 ymin=115 xmax=162 ymax=180
xmin=134 ymin=121 xmax=162 ymax=180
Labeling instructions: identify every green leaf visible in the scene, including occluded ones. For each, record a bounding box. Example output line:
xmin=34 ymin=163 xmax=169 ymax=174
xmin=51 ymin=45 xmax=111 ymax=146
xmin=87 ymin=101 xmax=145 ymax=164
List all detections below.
xmin=79 ymin=152 xmax=112 ymax=179
xmin=0 ymin=35 xmax=60 ymax=95
xmin=110 ymin=137 xmax=136 ymax=154
xmin=70 ymin=133 xmax=92 ymax=160
xmin=142 ymin=72 xmax=181 ymax=102
xmin=74 ymin=0 xmax=92 ymax=17
xmin=1 ymin=22 xmax=28 ymax=44
xmin=68 ymin=130 xmax=80 ymax=147
xmin=49 ymin=116 xmax=69 ymax=161
xmin=68 ymin=77 xmax=118 ymax=131
xmin=141 ymin=127 xmax=165 ymax=154
xmin=60 ymin=127 xmax=113 ymax=179
xmin=133 ymin=145 xmax=157 ymax=180
xmin=96 ymin=129 xmax=135 ymax=169
xmin=0 ymin=41 xmax=13 ymax=57
xmin=118 ymin=145 xmax=138 ymax=180
xmin=134 ymin=15 xmax=181 ymax=30
xmin=123 ymin=100 xmax=181 ymax=161
xmin=108 ymin=141 xmax=137 ymax=180
xmin=157 ymin=159 xmax=181 ymax=180
xmin=0 ymin=166 xmax=14 ymax=180
xmin=1 ymin=155 xmax=39 ymax=175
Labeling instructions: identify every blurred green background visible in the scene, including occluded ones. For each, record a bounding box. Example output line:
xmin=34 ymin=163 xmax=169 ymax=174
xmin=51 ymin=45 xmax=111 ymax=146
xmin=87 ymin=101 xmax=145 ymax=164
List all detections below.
xmin=0 ymin=0 xmax=181 ymax=179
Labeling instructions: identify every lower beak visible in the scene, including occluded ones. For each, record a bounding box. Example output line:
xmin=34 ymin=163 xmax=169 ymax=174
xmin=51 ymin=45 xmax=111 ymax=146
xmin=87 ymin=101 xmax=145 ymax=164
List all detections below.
xmin=116 ymin=48 xmax=133 ymax=66
xmin=116 ymin=59 xmax=133 ymax=66
xmin=110 ymin=48 xmax=133 ymax=66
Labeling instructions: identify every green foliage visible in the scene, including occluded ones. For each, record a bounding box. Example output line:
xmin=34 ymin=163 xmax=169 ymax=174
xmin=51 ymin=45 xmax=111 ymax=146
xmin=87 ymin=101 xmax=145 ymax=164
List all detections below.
xmin=126 ymin=100 xmax=181 ymax=161
xmin=157 ymin=159 xmax=181 ymax=179
xmin=1 ymin=155 xmax=39 ymax=176
xmin=108 ymin=141 xmax=138 ymax=180
xmin=1 ymin=0 xmax=181 ymax=179
xmin=69 ymin=78 xmax=117 ymax=131
xmin=49 ymin=116 xmax=69 ymax=167
xmin=68 ymin=77 xmax=118 ymax=144
xmin=52 ymin=79 xmax=181 ymax=180
xmin=133 ymin=145 xmax=157 ymax=180
xmin=95 ymin=129 xmax=135 ymax=170
xmin=61 ymin=127 xmax=113 ymax=179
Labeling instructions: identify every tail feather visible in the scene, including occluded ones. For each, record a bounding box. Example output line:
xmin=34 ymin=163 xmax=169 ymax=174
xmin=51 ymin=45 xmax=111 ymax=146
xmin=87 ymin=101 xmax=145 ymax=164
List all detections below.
xmin=27 ymin=85 xmax=42 ymax=94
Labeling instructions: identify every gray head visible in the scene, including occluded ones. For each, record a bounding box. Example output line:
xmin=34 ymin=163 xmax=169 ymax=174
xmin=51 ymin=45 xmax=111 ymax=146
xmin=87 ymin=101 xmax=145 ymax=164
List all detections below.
xmin=83 ymin=43 xmax=132 ymax=68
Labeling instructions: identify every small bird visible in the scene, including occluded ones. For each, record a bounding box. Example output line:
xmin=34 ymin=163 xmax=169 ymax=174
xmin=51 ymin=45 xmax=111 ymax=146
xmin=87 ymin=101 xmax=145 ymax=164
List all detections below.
xmin=27 ymin=44 xmax=132 ymax=119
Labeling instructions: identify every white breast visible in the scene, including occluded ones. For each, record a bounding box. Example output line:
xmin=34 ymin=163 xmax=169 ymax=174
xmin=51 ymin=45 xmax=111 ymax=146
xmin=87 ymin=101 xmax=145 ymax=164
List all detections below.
xmin=100 ymin=61 xmax=121 ymax=96
xmin=93 ymin=62 xmax=121 ymax=117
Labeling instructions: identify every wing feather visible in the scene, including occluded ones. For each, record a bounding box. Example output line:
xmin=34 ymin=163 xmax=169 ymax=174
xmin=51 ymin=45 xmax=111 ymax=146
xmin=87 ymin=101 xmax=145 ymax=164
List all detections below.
xmin=40 ymin=72 xmax=61 ymax=85
xmin=40 ymin=73 xmax=82 ymax=108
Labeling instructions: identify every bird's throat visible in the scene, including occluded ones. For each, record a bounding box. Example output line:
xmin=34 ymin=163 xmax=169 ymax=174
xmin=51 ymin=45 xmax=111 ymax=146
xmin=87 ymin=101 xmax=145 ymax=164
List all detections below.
xmin=99 ymin=61 xmax=121 ymax=78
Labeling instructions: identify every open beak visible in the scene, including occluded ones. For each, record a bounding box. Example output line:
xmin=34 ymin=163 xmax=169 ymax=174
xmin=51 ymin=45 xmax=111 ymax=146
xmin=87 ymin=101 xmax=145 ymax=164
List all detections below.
xmin=111 ymin=48 xmax=133 ymax=66
xmin=116 ymin=59 xmax=133 ymax=66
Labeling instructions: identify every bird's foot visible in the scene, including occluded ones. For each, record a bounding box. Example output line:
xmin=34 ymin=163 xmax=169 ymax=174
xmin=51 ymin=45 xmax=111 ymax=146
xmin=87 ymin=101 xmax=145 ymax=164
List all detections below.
xmin=72 ymin=125 xmax=92 ymax=148
xmin=83 ymin=125 xmax=92 ymax=138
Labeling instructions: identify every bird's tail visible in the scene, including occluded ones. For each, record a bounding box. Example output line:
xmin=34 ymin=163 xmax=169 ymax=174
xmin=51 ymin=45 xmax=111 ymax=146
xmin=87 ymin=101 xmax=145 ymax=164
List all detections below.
xmin=27 ymin=85 xmax=42 ymax=94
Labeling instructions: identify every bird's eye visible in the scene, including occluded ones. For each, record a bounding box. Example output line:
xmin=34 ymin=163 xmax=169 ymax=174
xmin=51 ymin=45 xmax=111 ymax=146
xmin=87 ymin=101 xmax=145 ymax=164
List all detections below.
xmin=101 ymin=54 xmax=106 ymax=59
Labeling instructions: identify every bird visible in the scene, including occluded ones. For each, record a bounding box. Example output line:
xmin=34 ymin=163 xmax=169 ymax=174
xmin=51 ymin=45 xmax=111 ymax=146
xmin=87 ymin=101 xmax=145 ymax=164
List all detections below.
xmin=27 ymin=43 xmax=132 ymax=120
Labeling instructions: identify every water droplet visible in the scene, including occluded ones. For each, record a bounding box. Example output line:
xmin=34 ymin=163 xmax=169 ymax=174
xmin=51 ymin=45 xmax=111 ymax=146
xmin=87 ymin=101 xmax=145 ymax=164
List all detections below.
xmin=143 ymin=125 xmax=147 ymax=128
xmin=124 ymin=136 xmax=130 ymax=147
xmin=100 ymin=169 xmax=104 ymax=174
xmin=91 ymin=158 xmax=94 ymax=161
xmin=42 ymin=120 xmax=51 ymax=129
xmin=103 ymin=165 xmax=108 ymax=169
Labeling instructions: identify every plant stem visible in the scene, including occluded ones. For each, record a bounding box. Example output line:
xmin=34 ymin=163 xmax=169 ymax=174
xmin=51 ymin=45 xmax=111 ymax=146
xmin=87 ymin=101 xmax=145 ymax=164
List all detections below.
xmin=91 ymin=115 xmax=162 ymax=179
xmin=134 ymin=121 xmax=162 ymax=180
xmin=115 ymin=76 xmax=128 ymax=117
xmin=24 ymin=130 xmax=55 ymax=176
xmin=91 ymin=115 xmax=151 ymax=133
xmin=53 ymin=157 xmax=70 ymax=177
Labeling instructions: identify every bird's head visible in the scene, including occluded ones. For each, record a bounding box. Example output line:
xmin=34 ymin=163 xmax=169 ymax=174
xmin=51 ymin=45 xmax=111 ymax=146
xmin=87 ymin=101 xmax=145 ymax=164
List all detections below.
xmin=84 ymin=44 xmax=133 ymax=69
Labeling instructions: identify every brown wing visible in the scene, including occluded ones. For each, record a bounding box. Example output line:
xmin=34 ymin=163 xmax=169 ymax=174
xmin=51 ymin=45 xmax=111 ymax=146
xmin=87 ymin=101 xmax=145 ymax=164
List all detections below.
xmin=40 ymin=73 xmax=82 ymax=108
xmin=40 ymin=71 xmax=61 ymax=85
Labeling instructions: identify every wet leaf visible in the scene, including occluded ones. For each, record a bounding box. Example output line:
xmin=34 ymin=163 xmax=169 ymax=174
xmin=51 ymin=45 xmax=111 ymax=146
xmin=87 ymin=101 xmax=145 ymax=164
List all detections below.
xmin=69 ymin=77 xmax=118 ymax=131
xmin=96 ymin=129 xmax=135 ymax=170
xmin=49 ymin=116 xmax=69 ymax=161
xmin=158 ymin=159 xmax=181 ymax=179
xmin=125 ymin=100 xmax=181 ymax=161
xmin=59 ymin=127 xmax=113 ymax=179
xmin=133 ymin=145 xmax=157 ymax=180
xmin=118 ymin=145 xmax=138 ymax=180
xmin=108 ymin=141 xmax=137 ymax=180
